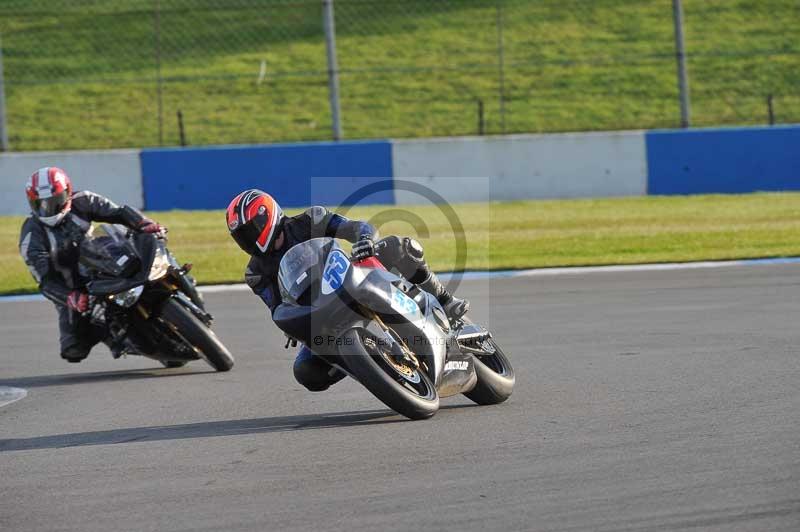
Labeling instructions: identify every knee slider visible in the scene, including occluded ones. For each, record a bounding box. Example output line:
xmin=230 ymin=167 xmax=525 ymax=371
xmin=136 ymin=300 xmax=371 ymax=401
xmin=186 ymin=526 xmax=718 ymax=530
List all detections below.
xmin=61 ymin=344 xmax=90 ymax=362
xmin=293 ymin=358 xmax=332 ymax=392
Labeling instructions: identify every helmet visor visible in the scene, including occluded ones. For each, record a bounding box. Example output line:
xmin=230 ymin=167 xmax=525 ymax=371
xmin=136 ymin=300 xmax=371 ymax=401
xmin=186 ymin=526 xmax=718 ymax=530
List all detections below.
xmin=231 ymin=212 xmax=269 ymax=255
xmin=30 ymin=190 xmax=69 ymax=218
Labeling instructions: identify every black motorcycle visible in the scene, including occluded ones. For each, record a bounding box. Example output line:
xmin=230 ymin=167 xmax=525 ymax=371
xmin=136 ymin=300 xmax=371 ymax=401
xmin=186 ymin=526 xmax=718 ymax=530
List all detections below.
xmin=78 ymin=224 xmax=234 ymax=371
xmin=273 ymin=237 xmax=514 ymax=420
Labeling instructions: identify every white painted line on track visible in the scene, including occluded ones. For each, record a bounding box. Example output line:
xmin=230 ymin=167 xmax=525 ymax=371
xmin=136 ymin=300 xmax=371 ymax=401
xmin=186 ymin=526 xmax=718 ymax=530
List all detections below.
xmin=0 ymin=294 xmax=47 ymax=303
xmin=0 ymin=387 xmax=28 ymax=409
xmin=449 ymin=257 xmax=800 ymax=280
xmin=2 ymin=257 xmax=798 ymax=303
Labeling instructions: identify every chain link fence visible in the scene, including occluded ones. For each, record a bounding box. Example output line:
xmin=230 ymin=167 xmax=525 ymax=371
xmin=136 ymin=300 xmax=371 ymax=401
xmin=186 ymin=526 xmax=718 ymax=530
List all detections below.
xmin=0 ymin=0 xmax=797 ymax=151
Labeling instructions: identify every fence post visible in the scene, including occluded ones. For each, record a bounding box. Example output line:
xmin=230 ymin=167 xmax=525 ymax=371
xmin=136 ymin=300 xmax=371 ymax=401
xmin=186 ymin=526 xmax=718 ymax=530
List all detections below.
xmin=672 ymin=0 xmax=691 ymax=128
xmin=154 ymin=0 xmax=164 ymax=146
xmin=323 ymin=0 xmax=343 ymax=141
xmin=0 ymin=34 xmax=9 ymax=152
xmin=767 ymin=94 xmax=775 ymax=125
xmin=177 ymin=110 xmax=187 ymax=146
xmin=477 ymin=99 xmax=485 ymax=136
xmin=496 ymin=0 xmax=507 ymax=134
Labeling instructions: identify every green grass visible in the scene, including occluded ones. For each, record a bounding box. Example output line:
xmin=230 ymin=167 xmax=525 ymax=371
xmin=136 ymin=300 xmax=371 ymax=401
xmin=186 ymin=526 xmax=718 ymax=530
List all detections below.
xmin=2 ymin=193 xmax=800 ymax=295
xmin=1 ymin=0 xmax=798 ymax=150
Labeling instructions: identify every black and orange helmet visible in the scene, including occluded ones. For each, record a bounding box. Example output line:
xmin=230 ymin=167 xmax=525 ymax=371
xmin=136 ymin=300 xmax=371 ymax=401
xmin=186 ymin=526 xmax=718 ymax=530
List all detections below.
xmin=226 ymin=189 xmax=284 ymax=255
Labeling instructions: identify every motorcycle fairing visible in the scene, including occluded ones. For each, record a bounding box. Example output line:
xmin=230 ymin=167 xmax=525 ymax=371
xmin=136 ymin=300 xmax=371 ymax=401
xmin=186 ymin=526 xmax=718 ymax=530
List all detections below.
xmin=79 ymin=224 xmax=141 ymax=279
xmin=338 ymin=263 xmax=452 ymax=384
xmin=85 ymin=231 xmax=158 ymax=296
xmin=273 ymin=237 xmax=476 ymax=393
xmin=437 ymin=348 xmax=478 ymax=398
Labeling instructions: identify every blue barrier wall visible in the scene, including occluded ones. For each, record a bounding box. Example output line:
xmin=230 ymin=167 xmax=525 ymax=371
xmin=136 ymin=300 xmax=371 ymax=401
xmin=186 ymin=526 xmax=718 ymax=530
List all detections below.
xmin=5 ymin=126 xmax=798 ymax=216
xmin=140 ymin=140 xmax=394 ymax=211
xmin=646 ymin=126 xmax=800 ymax=195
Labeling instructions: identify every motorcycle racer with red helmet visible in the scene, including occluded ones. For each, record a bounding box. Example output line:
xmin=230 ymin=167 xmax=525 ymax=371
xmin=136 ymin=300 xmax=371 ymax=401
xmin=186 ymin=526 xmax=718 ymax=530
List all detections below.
xmin=19 ymin=167 xmax=166 ymax=362
xmin=226 ymin=189 xmax=469 ymax=392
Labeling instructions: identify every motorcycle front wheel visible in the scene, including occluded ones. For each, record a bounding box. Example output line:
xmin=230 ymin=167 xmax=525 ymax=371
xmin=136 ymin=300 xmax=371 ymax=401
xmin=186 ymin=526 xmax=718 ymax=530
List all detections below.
xmin=160 ymin=299 xmax=234 ymax=372
xmin=341 ymin=328 xmax=439 ymax=420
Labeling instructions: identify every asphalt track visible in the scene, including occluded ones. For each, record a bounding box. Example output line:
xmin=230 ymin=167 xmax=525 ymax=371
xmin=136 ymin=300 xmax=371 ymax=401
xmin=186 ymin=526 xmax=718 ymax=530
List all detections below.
xmin=1 ymin=264 xmax=798 ymax=532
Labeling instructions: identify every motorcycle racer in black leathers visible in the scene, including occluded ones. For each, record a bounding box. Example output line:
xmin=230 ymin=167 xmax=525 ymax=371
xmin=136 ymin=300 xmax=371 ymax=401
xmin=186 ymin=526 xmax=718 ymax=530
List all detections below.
xmin=19 ymin=167 xmax=165 ymax=362
xmin=226 ymin=189 xmax=469 ymax=391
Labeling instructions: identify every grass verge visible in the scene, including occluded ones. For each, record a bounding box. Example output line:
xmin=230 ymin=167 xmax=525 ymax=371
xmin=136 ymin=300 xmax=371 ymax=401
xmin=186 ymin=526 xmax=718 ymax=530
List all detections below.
xmin=1 ymin=192 xmax=799 ymax=295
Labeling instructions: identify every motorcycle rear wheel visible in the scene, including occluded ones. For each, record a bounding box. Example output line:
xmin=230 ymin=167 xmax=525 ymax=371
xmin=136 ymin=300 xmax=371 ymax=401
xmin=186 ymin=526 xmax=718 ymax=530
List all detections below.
xmin=342 ymin=328 xmax=439 ymax=420
xmin=460 ymin=324 xmax=515 ymax=405
xmin=160 ymin=299 xmax=234 ymax=372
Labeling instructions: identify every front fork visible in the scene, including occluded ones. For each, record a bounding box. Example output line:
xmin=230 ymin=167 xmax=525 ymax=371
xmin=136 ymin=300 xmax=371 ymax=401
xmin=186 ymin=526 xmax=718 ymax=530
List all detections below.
xmin=166 ymin=250 xmax=204 ymax=309
xmin=372 ymin=313 xmax=420 ymax=370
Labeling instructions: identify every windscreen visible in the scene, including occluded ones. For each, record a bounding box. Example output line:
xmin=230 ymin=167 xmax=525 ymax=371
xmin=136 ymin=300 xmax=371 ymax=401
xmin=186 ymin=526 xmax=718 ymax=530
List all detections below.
xmin=278 ymin=237 xmax=339 ymax=305
xmin=79 ymin=224 xmax=140 ymax=278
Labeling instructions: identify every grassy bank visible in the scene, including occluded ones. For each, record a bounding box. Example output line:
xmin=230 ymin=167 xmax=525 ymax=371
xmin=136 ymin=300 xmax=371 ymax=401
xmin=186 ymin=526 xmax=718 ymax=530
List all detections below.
xmin=2 ymin=0 xmax=798 ymax=150
xmin=2 ymin=193 xmax=799 ymax=295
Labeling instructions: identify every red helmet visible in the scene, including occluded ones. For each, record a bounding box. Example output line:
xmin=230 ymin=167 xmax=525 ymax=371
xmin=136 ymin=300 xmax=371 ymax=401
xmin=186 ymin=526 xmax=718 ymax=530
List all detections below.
xmin=26 ymin=167 xmax=73 ymax=226
xmin=226 ymin=189 xmax=284 ymax=255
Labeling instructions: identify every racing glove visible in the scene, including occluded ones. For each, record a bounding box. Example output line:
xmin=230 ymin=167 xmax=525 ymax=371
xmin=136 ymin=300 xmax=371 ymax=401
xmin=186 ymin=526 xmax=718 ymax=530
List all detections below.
xmin=66 ymin=290 xmax=89 ymax=313
xmin=138 ymin=219 xmax=166 ymax=234
xmin=351 ymin=236 xmax=375 ymax=261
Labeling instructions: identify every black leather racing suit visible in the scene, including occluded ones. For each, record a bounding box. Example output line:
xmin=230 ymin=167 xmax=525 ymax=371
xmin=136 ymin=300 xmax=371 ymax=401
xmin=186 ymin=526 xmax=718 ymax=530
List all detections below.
xmin=19 ymin=191 xmax=149 ymax=359
xmin=244 ymin=206 xmax=441 ymax=391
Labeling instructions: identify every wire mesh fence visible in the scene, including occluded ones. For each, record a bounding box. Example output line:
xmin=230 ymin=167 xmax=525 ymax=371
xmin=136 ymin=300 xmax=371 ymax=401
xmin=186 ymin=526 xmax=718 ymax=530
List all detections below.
xmin=0 ymin=0 xmax=797 ymax=151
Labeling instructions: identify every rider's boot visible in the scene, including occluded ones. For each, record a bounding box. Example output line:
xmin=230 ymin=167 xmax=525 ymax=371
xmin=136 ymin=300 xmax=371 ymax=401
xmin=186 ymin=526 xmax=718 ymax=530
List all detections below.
xmin=417 ymin=270 xmax=470 ymax=321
